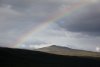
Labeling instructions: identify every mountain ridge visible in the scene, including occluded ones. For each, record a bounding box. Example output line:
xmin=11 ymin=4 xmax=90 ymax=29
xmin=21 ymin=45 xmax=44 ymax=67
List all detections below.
xmin=35 ymin=45 xmax=100 ymax=57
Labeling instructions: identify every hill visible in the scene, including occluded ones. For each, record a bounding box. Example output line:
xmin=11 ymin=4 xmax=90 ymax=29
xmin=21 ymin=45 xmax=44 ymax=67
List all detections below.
xmin=36 ymin=45 xmax=100 ymax=57
xmin=0 ymin=47 xmax=100 ymax=67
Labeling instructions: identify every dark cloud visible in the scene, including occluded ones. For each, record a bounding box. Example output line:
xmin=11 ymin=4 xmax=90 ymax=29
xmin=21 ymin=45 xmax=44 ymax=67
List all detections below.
xmin=0 ymin=0 xmax=60 ymax=12
xmin=0 ymin=0 xmax=33 ymax=10
xmin=58 ymin=3 xmax=100 ymax=36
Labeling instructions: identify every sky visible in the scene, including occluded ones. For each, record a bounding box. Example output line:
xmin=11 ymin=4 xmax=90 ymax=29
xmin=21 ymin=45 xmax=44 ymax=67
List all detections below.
xmin=0 ymin=0 xmax=100 ymax=52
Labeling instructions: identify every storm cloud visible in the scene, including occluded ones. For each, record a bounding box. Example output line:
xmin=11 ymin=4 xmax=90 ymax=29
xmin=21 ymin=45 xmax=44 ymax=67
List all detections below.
xmin=0 ymin=0 xmax=100 ymax=51
xmin=58 ymin=2 xmax=100 ymax=36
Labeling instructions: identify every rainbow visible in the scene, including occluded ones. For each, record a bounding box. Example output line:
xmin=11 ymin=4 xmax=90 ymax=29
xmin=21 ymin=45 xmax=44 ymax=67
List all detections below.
xmin=12 ymin=1 xmax=99 ymax=48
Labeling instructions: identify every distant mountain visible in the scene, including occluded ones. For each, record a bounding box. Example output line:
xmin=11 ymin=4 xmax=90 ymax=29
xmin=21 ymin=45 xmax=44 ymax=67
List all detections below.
xmin=36 ymin=45 xmax=100 ymax=57
xmin=0 ymin=47 xmax=100 ymax=67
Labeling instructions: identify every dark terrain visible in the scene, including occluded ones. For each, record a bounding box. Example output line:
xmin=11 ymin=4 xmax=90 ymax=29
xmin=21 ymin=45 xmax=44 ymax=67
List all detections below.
xmin=0 ymin=46 xmax=100 ymax=67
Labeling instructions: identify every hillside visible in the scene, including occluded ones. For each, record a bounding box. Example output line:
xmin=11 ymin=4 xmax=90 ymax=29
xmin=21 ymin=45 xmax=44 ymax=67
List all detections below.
xmin=36 ymin=45 xmax=100 ymax=57
xmin=0 ymin=46 xmax=100 ymax=67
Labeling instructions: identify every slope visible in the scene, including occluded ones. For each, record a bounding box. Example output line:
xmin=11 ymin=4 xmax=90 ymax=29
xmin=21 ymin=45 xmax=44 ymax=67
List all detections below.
xmin=36 ymin=45 xmax=100 ymax=57
xmin=0 ymin=47 xmax=100 ymax=67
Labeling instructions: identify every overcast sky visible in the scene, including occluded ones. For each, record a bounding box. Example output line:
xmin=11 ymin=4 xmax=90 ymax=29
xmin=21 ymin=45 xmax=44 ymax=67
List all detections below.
xmin=0 ymin=0 xmax=100 ymax=52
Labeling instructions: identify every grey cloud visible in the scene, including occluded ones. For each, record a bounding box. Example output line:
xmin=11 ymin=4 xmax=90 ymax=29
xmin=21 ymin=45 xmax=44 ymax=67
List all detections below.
xmin=24 ymin=40 xmax=48 ymax=45
xmin=0 ymin=0 xmax=62 ymax=22
xmin=0 ymin=0 xmax=64 ymax=38
xmin=58 ymin=3 xmax=100 ymax=36
xmin=0 ymin=0 xmax=34 ymax=10
xmin=0 ymin=0 xmax=61 ymax=12
xmin=0 ymin=0 xmax=83 ymax=12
